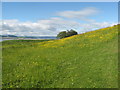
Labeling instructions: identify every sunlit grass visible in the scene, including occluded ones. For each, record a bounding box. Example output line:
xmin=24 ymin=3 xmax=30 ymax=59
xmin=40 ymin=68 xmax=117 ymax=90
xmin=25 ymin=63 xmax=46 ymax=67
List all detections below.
xmin=2 ymin=25 xmax=118 ymax=88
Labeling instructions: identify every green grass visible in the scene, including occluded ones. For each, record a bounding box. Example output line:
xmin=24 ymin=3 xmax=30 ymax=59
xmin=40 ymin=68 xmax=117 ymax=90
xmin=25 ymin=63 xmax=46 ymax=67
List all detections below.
xmin=2 ymin=25 xmax=118 ymax=88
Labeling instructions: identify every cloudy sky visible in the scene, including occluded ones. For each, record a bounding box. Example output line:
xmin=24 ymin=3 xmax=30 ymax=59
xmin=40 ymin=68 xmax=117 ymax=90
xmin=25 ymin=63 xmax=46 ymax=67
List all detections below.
xmin=1 ymin=2 xmax=118 ymax=36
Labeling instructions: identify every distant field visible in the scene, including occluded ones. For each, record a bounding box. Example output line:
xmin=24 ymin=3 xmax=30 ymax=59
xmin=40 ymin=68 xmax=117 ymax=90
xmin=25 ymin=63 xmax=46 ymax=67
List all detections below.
xmin=2 ymin=25 xmax=118 ymax=88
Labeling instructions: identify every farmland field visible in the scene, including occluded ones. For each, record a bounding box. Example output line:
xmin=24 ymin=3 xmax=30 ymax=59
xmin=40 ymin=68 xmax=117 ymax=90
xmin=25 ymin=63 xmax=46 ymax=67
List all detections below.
xmin=2 ymin=25 xmax=118 ymax=88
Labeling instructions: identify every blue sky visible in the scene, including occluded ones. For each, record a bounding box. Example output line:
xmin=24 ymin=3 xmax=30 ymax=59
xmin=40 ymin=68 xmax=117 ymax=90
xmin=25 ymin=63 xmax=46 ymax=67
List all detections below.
xmin=3 ymin=2 xmax=118 ymax=22
xmin=1 ymin=2 xmax=118 ymax=36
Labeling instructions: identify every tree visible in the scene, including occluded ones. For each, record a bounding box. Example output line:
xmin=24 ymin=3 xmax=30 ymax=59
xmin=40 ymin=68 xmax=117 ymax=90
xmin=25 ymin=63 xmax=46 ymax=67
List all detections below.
xmin=57 ymin=31 xmax=67 ymax=39
xmin=66 ymin=29 xmax=78 ymax=37
xmin=57 ymin=29 xmax=78 ymax=39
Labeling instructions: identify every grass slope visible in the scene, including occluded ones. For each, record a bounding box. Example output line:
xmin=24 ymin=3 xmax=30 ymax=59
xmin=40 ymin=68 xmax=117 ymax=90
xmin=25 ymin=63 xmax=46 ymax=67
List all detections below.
xmin=2 ymin=25 xmax=118 ymax=88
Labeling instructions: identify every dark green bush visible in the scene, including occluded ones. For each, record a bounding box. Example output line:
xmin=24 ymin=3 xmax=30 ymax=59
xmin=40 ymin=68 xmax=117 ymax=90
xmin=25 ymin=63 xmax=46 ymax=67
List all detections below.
xmin=57 ymin=29 xmax=78 ymax=39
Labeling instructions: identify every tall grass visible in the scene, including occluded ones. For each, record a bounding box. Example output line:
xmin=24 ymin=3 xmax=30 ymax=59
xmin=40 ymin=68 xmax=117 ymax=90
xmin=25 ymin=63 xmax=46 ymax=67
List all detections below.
xmin=2 ymin=25 xmax=118 ymax=88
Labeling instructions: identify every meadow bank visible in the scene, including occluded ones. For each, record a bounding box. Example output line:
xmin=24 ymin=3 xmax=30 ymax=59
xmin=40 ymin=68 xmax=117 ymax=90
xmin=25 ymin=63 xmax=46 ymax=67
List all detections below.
xmin=2 ymin=25 xmax=118 ymax=88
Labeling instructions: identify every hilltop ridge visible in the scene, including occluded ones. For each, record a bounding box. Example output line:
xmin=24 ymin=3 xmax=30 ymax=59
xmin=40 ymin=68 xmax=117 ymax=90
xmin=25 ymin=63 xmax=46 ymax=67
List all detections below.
xmin=39 ymin=25 xmax=118 ymax=48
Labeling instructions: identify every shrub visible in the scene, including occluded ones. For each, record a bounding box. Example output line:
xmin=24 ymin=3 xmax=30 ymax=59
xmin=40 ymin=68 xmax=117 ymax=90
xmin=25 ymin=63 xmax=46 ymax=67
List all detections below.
xmin=57 ymin=29 xmax=78 ymax=39
xmin=57 ymin=31 xmax=67 ymax=39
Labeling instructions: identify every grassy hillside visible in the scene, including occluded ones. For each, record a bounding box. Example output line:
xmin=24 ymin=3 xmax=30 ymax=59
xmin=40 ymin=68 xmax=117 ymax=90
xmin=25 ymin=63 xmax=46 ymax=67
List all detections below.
xmin=2 ymin=25 xmax=118 ymax=88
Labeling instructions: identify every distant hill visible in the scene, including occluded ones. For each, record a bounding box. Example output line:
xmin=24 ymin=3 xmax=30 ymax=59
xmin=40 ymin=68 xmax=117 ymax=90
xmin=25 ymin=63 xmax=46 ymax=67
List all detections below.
xmin=1 ymin=35 xmax=18 ymax=37
xmin=1 ymin=35 xmax=57 ymax=39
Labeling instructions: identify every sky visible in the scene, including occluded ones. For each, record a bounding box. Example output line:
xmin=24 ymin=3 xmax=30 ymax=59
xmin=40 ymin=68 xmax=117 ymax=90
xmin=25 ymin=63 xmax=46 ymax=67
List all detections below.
xmin=1 ymin=2 xmax=118 ymax=36
xmin=2 ymin=0 xmax=120 ymax=2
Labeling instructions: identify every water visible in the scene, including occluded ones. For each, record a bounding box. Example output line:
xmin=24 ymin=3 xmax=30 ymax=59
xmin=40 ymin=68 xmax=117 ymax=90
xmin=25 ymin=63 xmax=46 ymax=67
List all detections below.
xmin=0 ymin=39 xmax=15 ymax=42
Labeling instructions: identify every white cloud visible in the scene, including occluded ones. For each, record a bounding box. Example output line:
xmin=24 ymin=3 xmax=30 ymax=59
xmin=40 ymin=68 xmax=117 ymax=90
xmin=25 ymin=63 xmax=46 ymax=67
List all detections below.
xmin=78 ymin=22 xmax=117 ymax=33
xmin=1 ymin=19 xmax=116 ymax=36
xmin=1 ymin=18 xmax=81 ymax=36
xmin=57 ymin=7 xmax=99 ymax=22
